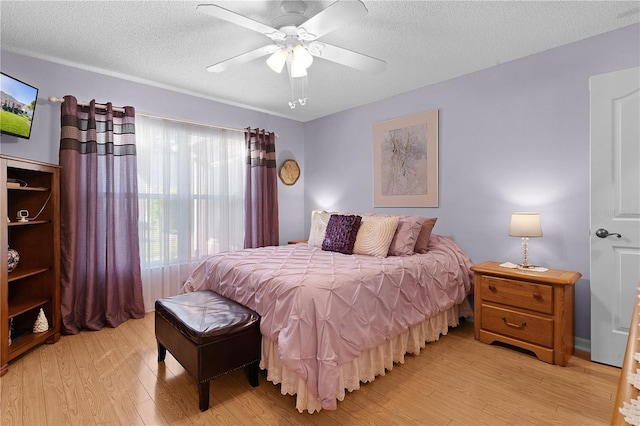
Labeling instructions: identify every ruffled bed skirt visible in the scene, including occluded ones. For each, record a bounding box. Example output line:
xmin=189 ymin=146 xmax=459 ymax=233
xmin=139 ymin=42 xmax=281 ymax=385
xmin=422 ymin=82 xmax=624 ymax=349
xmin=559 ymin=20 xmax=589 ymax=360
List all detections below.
xmin=259 ymin=297 xmax=474 ymax=413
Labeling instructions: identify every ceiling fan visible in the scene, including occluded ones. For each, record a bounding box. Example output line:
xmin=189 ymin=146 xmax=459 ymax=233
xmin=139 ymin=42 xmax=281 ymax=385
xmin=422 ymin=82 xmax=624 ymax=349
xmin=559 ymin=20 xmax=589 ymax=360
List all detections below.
xmin=196 ymin=0 xmax=387 ymax=77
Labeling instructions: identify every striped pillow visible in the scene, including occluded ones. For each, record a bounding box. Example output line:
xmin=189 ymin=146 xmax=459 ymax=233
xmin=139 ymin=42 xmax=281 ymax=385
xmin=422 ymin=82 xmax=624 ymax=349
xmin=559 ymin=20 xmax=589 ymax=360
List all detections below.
xmin=353 ymin=215 xmax=400 ymax=257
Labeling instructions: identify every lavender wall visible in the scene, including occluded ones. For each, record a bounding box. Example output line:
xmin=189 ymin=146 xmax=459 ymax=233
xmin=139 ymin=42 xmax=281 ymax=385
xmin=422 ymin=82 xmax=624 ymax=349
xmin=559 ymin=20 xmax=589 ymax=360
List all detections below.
xmin=0 ymin=50 xmax=306 ymax=245
xmin=304 ymin=23 xmax=640 ymax=342
xmin=2 ymin=23 xmax=639 ymax=342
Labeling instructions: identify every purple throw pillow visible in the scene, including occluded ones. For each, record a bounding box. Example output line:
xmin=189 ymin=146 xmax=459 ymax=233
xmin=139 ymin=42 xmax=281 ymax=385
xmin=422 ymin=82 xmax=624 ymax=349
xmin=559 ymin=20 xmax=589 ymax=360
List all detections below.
xmin=322 ymin=214 xmax=362 ymax=255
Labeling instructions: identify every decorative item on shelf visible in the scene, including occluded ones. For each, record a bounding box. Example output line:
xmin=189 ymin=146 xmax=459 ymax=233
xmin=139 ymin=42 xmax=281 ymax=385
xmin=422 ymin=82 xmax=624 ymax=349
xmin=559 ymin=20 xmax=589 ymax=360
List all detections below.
xmin=7 ymin=247 xmax=19 ymax=272
xmin=33 ymin=308 xmax=49 ymax=333
xmin=509 ymin=212 xmax=543 ymax=269
xmin=7 ymin=178 xmax=26 ymax=188
xmin=16 ymin=209 xmax=29 ymax=222
xmin=8 ymin=318 xmax=13 ymax=345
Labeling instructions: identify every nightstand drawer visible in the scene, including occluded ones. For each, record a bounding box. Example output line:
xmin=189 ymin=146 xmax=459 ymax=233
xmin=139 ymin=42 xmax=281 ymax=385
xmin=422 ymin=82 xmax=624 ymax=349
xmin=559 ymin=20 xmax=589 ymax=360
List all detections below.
xmin=481 ymin=276 xmax=553 ymax=314
xmin=481 ymin=304 xmax=553 ymax=348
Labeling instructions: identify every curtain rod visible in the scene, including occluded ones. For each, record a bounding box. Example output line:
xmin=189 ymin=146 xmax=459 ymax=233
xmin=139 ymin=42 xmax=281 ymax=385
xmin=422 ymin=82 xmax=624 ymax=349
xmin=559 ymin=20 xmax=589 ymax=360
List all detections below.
xmin=48 ymin=96 xmax=127 ymax=113
xmin=47 ymin=96 xmax=277 ymax=136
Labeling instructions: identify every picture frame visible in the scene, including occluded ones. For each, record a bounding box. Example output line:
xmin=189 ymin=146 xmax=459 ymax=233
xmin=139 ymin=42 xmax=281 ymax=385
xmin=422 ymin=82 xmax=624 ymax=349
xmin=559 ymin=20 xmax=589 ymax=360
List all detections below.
xmin=373 ymin=110 xmax=439 ymax=207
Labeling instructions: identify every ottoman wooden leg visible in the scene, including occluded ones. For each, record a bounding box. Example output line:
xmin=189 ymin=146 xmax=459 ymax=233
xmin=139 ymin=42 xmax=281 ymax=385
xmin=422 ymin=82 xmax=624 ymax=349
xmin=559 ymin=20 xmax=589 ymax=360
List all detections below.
xmin=157 ymin=341 xmax=167 ymax=362
xmin=198 ymin=381 xmax=210 ymax=411
xmin=248 ymin=362 xmax=259 ymax=387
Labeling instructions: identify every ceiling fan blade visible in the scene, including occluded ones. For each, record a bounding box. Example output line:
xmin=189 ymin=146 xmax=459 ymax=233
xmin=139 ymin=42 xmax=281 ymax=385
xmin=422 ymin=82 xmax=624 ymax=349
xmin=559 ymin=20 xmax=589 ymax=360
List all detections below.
xmin=197 ymin=4 xmax=284 ymax=40
xmin=298 ymin=0 xmax=367 ymax=39
xmin=312 ymin=43 xmax=386 ymax=74
xmin=207 ymin=45 xmax=279 ymax=72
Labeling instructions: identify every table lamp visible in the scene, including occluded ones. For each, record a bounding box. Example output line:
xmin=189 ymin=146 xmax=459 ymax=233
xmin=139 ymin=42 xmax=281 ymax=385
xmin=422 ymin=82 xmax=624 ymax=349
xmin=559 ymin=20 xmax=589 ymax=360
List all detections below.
xmin=509 ymin=212 xmax=542 ymax=269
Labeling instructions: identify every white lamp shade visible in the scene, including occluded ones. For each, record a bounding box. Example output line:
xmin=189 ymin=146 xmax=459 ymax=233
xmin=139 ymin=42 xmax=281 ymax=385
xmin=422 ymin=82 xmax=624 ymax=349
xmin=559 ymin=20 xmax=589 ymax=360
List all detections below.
xmin=290 ymin=60 xmax=308 ymax=78
xmin=292 ymin=45 xmax=313 ymax=69
xmin=509 ymin=212 xmax=542 ymax=237
xmin=266 ymin=49 xmax=287 ymax=73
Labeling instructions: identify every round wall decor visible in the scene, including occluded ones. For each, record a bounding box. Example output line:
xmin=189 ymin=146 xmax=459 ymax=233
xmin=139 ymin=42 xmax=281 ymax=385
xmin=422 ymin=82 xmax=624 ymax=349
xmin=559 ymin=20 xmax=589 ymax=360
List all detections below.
xmin=279 ymin=159 xmax=300 ymax=186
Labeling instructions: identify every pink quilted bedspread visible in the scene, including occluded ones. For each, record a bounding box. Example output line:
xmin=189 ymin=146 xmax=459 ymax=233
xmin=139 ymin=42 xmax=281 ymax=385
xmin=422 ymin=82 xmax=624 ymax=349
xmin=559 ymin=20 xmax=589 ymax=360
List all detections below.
xmin=181 ymin=234 xmax=473 ymax=410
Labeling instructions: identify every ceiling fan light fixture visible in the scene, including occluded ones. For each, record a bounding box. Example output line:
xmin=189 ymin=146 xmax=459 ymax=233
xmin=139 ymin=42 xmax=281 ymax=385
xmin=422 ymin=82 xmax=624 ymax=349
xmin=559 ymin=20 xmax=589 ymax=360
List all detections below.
xmin=292 ymin=44 xmax=313 ymax=69
xmin=197 ymin=1 xmax=385 ymax=111
xmin=266 ymin=48 xmax=288 ymax=73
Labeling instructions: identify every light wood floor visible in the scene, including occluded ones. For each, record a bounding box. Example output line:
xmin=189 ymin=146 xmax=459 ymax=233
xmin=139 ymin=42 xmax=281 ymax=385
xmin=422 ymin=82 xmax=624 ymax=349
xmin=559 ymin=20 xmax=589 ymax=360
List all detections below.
xmin=1 ymin=313 xmax=621 ymax=425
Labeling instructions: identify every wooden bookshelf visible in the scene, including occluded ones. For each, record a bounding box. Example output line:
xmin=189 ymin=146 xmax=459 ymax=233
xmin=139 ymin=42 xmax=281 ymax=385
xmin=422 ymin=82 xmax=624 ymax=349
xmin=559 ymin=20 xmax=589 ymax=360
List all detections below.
xmin=0 ymin=154 xmax=61 ymax=376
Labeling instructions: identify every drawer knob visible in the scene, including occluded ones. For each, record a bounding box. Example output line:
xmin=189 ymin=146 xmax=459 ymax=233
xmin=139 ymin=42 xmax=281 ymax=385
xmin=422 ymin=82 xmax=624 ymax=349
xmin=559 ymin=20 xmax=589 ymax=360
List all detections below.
xmin=533 ymin=292 xmax=542 ymax=301
xmin=501 ymin=317 xmax=527 ymax=329
xmin=488 ymin=284 xmax=497 ymax=292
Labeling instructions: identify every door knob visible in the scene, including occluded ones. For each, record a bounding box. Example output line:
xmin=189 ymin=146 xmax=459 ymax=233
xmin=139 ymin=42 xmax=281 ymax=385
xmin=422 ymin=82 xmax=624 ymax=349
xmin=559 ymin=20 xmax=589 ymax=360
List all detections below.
xmin=595 ymin=228 xmax=622 ymax=238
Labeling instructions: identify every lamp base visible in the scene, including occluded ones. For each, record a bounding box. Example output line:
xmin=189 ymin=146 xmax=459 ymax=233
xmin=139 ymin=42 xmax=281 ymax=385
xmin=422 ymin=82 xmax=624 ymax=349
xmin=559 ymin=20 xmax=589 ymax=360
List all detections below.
xmin=517 ymin=263 xmax=538 ymax=270
xmin=518 ymin=237 xmax=536 ymax=270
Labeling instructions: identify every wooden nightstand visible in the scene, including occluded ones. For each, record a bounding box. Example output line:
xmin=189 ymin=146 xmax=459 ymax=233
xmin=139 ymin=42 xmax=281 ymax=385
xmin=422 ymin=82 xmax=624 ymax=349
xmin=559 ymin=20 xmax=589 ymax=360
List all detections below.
xmin=287 ymin=239 xmax=308 ymax=244
xmin=471 ymin=261 xmax=581 ymax=366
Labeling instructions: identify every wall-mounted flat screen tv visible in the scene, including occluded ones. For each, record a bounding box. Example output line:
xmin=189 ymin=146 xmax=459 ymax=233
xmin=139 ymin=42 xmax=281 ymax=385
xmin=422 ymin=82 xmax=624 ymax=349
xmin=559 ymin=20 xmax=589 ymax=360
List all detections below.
xmin=1 ymin=72 xmax=39 ymax=139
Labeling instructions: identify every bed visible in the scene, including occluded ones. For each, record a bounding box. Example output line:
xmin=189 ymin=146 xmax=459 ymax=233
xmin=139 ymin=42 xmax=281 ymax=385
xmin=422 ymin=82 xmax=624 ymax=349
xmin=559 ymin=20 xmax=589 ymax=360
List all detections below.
xmin=180 ymin=213 xmax=473 ymax=412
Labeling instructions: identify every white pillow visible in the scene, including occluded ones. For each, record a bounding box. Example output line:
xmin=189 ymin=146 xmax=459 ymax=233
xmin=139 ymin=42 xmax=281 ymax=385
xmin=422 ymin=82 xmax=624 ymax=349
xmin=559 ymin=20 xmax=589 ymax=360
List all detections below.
xmin=353 ymin=215 xmax=400 ymax=257
xmin=308 ymin=211 xmax=333 ymax=247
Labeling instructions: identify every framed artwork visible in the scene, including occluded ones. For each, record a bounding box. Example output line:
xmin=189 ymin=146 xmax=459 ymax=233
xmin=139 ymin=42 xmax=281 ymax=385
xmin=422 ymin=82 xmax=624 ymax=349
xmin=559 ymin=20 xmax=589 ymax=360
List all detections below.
xmin=373 ymin=110 xmax=439 ymax=207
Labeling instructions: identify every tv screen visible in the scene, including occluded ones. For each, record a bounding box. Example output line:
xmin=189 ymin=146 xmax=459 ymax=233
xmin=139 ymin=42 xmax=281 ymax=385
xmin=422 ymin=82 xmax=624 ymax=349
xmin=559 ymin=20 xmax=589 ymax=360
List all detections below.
xmin=1 ymin=72 xmax=39 ymax=139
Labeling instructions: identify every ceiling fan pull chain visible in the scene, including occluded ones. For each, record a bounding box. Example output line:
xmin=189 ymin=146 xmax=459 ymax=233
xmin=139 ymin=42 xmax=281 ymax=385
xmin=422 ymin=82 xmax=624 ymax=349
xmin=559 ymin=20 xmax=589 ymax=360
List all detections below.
xmin=288 ymin=73 xmax=297 ymax=109
xmin=299 ymin=77 xmax=307 ymax=106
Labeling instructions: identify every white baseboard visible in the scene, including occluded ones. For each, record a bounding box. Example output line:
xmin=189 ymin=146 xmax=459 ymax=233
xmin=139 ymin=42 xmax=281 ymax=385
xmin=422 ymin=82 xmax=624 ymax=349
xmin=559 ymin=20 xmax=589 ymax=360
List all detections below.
xmin=574 ymin=336 xmax=590 ymax=354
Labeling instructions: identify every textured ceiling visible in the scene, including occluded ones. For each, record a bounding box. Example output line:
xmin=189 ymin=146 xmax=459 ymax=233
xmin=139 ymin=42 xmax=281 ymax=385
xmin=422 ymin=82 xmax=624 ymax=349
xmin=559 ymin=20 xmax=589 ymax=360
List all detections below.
xmin=1 ymin=1 xmax=639 ymax=122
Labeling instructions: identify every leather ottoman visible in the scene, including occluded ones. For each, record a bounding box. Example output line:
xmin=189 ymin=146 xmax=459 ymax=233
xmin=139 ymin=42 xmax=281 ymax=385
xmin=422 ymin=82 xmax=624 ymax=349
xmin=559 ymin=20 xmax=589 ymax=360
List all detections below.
xmin=155 ymin=290 xmax=261 ymax=411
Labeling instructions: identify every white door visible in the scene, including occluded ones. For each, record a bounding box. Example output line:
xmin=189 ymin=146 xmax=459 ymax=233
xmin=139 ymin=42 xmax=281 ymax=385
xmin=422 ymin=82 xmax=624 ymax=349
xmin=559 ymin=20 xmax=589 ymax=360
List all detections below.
xmin=590 ymin=67 xmax=640 ymax=367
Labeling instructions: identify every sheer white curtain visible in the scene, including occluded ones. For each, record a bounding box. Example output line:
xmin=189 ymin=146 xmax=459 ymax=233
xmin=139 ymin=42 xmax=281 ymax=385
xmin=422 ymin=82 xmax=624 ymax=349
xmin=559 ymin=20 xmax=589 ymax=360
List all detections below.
xmin=136 ymin=116 xmax=245 ymax=311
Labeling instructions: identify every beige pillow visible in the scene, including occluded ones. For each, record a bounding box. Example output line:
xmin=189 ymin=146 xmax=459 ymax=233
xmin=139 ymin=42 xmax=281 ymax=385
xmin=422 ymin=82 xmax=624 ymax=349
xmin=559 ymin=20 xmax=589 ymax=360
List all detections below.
xmin=414 ymin=217 xmax=438 ymax=254
xmin=388 ymin=215 xmax=424 ymax=256
xmin=353 ymin=215 xmax=400 ymax=257
xmin=308 ymin=211 xmax=333 ymax=247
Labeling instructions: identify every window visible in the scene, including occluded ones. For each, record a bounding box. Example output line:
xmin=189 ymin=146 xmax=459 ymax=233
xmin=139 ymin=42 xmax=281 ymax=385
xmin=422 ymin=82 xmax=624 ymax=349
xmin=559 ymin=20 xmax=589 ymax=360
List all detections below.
xmin=136 ymin=115 xmax=245 ymax=309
